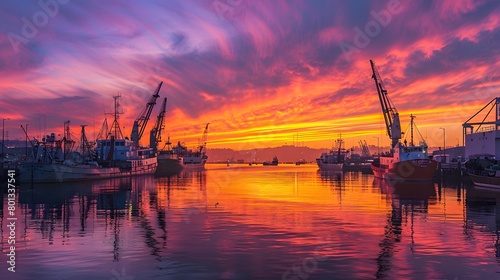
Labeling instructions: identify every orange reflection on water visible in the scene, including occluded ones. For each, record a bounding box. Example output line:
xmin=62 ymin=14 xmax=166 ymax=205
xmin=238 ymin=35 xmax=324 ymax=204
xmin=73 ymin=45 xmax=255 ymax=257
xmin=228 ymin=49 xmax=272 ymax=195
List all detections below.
xmin=4 ymin=165 xmax=500 ymax=279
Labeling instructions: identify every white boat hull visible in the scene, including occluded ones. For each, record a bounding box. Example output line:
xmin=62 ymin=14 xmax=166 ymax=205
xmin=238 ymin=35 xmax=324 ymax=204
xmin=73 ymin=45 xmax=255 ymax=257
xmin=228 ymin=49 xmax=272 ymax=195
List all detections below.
xmin=181 ymin=155 xmax=207 ymax=170
xmin=316 ymin=160 xmax=344 ymax=171
xmin=19 ymin=159 xmax=157 ymax=184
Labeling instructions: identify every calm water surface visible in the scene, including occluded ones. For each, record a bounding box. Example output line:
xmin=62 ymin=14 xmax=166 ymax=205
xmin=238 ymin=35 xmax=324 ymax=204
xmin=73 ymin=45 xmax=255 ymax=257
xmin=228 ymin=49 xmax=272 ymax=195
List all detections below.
xmin=2 ymin=164 xmax=500 ymax=279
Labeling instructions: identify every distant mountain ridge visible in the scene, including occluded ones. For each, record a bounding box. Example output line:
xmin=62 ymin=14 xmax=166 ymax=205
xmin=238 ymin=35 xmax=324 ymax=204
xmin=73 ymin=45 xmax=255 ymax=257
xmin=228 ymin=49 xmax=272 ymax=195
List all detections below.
xmin=206 ymin=144 xmax=451 ymax=163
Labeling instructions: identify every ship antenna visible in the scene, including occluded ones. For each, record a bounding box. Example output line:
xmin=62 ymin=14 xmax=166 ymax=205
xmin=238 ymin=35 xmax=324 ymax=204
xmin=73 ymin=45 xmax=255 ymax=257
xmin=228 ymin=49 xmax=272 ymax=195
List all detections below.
xmin=107 ymin=93 xmax=124 ymax=139
xmin=410 ymin=114 xmax=415 ymax=146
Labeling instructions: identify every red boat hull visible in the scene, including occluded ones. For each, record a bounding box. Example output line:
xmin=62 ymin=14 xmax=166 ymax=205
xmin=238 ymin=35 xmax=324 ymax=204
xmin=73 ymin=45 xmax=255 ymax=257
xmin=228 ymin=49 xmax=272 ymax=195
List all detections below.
xmin=371 ymin=159 xmax=437 ymax=181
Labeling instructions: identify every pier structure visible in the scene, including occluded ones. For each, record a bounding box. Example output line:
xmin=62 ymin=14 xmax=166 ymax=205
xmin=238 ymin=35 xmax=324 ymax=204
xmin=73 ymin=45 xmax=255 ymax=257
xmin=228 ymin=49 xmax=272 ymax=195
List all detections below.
xmin=463 ymin=97 xmax=500 ymax=159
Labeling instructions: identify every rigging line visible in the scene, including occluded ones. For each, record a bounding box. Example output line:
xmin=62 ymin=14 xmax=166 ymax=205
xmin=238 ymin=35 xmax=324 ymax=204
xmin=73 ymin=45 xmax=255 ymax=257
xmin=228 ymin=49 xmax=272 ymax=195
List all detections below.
xmin=403 ymin=122 xmax=410 ymax=140
xmin=413 ymin=122 xmax=426 ymax=142
xmin=402 ymin=118 xmax=426 ymax=144
xmin=475 ymin=101 xmax=496 ymax=133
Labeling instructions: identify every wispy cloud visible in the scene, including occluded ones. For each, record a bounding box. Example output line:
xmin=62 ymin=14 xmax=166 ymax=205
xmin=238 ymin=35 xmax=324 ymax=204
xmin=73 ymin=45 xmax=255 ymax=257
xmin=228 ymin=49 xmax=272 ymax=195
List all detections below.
xmin=0 ymin=0 xmax=498 ymax=148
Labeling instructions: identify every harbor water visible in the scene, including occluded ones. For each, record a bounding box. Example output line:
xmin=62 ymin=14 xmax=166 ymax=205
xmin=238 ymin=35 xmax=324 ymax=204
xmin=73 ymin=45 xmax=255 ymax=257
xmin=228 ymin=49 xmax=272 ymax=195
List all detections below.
xmin=2 ymin=164 xmax=500 ymax=279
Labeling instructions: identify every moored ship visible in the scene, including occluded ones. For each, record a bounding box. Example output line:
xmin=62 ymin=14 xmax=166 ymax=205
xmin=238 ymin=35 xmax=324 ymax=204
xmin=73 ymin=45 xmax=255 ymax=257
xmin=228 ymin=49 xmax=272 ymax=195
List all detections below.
xmin=158 ymin=140 xmax=208 ymax=170
xmin=95 ymin=136 xmax=157 ymax=177
xmin=156 ymin=123 xmax=209 ymax=174
xmin=370 ymin=141 xmax=437 ymax=181
xmin=95 ymin=85 xmax=162 ymax=177
xmin=156 ymin=139 xmax=184 ymax=175
xmin=18 ymin=126 xmax=122 ymax=183
xmin=19 ymin=83 xmax=162 ymax=183
xmin=178 ymin=123 xmax=209 ymax=170
xmin=369 ymin=60 xmax=436 ymax=181
xmin=316 ymin=136 xmax=348 ymax=171
xmin=263 ymin=156 xmax=279 ymax=166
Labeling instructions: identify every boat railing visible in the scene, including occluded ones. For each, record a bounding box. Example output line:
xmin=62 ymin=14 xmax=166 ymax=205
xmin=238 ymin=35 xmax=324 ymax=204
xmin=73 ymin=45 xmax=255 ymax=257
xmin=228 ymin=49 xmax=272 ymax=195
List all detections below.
xmin=476 ymin=126 xmax=496 ymax=133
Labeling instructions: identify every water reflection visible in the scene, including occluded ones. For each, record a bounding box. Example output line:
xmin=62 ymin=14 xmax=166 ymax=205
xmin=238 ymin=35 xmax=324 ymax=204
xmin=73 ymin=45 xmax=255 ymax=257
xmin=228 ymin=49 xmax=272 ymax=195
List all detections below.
xmin=466 ymin=186 xmax=500 ymax=258
xmin=3 ymin=167 xmax=500 ymax=279
xmin=373 ymin=178 xmax=437 ymax=279
xmin=317 ymin=170 xmax=343 ymax=182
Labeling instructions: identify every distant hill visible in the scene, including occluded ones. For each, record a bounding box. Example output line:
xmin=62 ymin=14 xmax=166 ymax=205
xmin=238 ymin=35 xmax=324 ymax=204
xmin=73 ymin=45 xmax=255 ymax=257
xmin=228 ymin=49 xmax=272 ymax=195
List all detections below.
xmin=3 ymin=138 xmax=457 ymax=163
xmin=206 ymin=144 xmax=458 ymax=163
xmin=208 ymin=145 xmax=337 ymax=163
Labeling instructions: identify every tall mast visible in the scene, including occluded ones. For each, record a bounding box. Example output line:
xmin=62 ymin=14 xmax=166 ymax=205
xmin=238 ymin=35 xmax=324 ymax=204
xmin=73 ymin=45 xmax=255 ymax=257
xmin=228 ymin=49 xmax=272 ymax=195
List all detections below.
xmin=410 ymin=114 xmax=415 ymax=146
xmin=108 ymin=93 xmax=124 ymax=140
xmin=81 ymin=125 xmax=88 ymax=158
xmin=96 ymin=118 xmax=109 ymax=140
xmin=80 ymin=124 xmax=95 ymax=161
xmin=336 ymin=133 xmax=343 ymax=163
xmin=63 ymin=120 xmax=75 ymax=160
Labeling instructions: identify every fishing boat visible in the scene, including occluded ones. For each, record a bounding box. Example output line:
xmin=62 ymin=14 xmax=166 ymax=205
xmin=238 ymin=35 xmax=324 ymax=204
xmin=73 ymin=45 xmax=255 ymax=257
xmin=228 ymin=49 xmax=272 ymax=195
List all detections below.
xmin=157 ymin=139 xmax=208 ymax=173
xmin=369 ymin=60 xmax=437 ymax=181
xmin=18 ymin=125 xmax=135 ymax=183
xmin=156 ymin=138 xmax=184 ymax=175
xmin=95 ymin=136 xmax=157 ymax=177
xmin=19 ymin=84 xmax=162 ymax=183
xmin=157 ymin=123 xmax=209 ymax=173
xmin=175 ymin=141 xmax=208 ymax=169
xmin=295 ymin=159 xmax=306 ymax=165
xmin=95 ymin=89 xmax=160 ymax=176
xmin=316 ymin=136 xmax=348 ymax=171
xmin=263 ymin=156 xmax=279 ymax=166
xmin=148 ymin=98 xmax=182 ymax=176
xmin=180 ymin=123 xmax=209 ymax=170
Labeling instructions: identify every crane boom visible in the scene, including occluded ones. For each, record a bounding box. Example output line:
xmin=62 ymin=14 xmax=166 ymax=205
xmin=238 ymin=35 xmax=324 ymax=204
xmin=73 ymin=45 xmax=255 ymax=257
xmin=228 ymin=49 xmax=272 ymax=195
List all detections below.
xmin=370 ymin=60 xmax=401 ymax=149
xmin=199 ymin=123 xmax=209 ymax=153
xmin=363 ymin=140 xmax=371 ymax=156
xmin=131 ymin=81 xmax=163 ymax=143
xmin=359 ymin=140 xmax=370 ymax=157
xmin=150 ymin=97 xmax=167 ymax=153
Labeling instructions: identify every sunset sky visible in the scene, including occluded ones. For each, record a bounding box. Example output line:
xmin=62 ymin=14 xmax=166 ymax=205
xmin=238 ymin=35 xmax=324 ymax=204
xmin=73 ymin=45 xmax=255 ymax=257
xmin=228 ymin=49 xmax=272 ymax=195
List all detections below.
xmin=1 ymin=0 xmax=499 ymax=150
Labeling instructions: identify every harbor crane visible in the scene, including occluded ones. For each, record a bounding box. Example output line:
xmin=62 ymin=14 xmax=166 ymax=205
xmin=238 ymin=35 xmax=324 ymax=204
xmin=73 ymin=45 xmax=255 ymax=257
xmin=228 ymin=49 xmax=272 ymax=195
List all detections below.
xmin=370 ymin=60 xmax=401 ymax=149
xmin=359 ymin=140 xmax=371 ymax=157
xmin=131 ymin=81 xmax=163 ymax=143
xmin=198 ymin=123 xmax=209 ymax=153
xmin=150 ymin=97 xmax=167 ymax=153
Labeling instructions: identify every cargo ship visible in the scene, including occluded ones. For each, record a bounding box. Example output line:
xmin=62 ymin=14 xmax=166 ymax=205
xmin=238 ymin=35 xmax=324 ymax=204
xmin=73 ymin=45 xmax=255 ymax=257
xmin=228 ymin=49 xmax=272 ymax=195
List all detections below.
xmin=316 ymin=136 xmax=347 ymax=171
xmin=263 ymin=156 xmax=279 ymax=166
xmin=369 ymin=60 xmax=437 ymax=181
